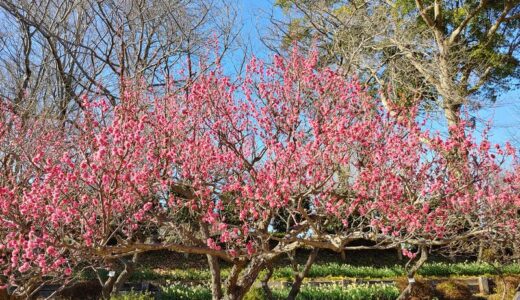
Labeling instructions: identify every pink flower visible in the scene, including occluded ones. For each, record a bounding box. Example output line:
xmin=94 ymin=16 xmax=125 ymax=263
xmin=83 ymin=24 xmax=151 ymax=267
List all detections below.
xmin=18 ymin=262 xmax=30 ymax=273
xmin=402 ymin=249 xmax=417 ymax=259
xmin=246 ymin=241 xmax=255 ymax=256
xmin=207 ymin=238 xmax=221 ymax=251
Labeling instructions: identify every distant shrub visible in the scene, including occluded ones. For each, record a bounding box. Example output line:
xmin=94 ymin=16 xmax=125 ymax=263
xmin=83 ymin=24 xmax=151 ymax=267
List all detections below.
xmin=502 ymin=264 xmax=520 ymax=275
xmin=156 ymin=283 xmax=399 ymax=300
xmin=270 ymin=262 xmax=520 ymax=280
xmin=128 ymin=261 xmax=520 ymax=289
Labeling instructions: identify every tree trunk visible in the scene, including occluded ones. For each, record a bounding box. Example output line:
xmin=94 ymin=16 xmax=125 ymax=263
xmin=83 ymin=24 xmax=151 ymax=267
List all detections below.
xmin=207 ymin=254 xmax=223 ymax=300
xmin=341 ymin=250 xmax=347 ymax=261
xmin=288 ymin=250 xmax=298 ymax=273
xmin=111 ymin=253 xmax=139 ymax=294
xmin=224 ymin=263 xmax=245 ymax=300
xmin=101 ymin=275 xmax=117 ymax=300
xmin=225 ymin=258 xmax=266 ymax=300
xmin=200 ymin=222 xmax=223 ymax=300
xmin=100 ymin=258 xmax=119 ymax=300
xmin=437 ymin=43 xmax=464 ymax=135
xmin=477 ymin=244 xmax=485 ymax=262
xmin=397 ymin=246 xmax=428 ymax=300
xmin=260 ymin=264 xmax=275 ymax=300
xmin=443 ymin=104 xmax=461 ymax=129
xmin=396 ymin=245 xmax=403 ymax=261
xmin=287 ymin=248 xmax=318 ymax=300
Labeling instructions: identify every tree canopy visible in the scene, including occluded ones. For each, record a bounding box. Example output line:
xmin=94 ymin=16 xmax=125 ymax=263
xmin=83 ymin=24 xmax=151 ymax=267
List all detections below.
xmin=274 ymin=0 xmax=520 ymax=127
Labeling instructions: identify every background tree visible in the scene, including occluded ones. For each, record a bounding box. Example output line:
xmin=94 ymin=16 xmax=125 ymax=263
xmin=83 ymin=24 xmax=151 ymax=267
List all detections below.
xmin=271 ymin=0 xmax=520 ymax=129
xmin=0 ymin=0 xmax=239 ymax=120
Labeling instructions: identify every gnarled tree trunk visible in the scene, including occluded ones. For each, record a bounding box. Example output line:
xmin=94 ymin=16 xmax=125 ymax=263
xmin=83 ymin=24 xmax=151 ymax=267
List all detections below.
xmin=260 ymin=263 xmax=275 ymax=300
xmin=287 ymin=248 xmax=318 ymax=300
xmin=225 ymin=257 xmax=266 ymax=300
xmin=112 ymin=253 xmax=139 ymax=294
xmin=207 ymin=254 xmax=223 ymax=300
xmin=397 ymin=245 xmax=428 ymax=300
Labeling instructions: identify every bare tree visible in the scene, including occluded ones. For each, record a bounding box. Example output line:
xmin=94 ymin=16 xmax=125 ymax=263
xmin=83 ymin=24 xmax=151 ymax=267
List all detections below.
xmin=0 ymin=0 xmax=240 ymax=120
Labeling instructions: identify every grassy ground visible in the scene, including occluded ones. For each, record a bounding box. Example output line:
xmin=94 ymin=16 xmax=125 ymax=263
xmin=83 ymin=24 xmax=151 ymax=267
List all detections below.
xmin=110 ymin=279 xmax=520 ymax=300
xmin=127 ymin=261 xmax=520 ymax=283
xmin=111 ymin=284 xmax=401 ymax=300
xmin=82 ymin=249 xmax=520 ymax=300
xmin=126 ymin=249 xmax=520 ymax=283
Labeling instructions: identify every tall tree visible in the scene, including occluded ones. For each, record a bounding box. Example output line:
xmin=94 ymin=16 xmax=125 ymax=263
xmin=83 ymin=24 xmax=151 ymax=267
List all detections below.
xmin=272 ymin=0 xmax=520 ymax=128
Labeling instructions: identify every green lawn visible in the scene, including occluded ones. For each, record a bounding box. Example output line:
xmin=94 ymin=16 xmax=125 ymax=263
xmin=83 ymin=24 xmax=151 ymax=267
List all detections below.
xmin=112 ymin=284 xmax=400 ymax=300
xmin=127 ymin=261 xmax=520 ymax=282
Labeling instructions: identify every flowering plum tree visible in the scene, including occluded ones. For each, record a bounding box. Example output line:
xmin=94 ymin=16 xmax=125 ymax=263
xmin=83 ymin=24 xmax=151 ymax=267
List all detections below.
xmin=0 ymin=95 xmax=173 ymax=297
xmin=0 ymin=48 xmax=518 ymax=300
xmin=340 ymin=119 xmax=520 ymax=299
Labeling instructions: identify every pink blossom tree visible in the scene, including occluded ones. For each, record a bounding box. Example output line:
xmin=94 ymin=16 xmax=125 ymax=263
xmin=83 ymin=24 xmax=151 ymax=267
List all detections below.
xmin=0 ymin=48 xmax=518 ymax=300
xmin=0 ymin=94 xmax=174 ymax=297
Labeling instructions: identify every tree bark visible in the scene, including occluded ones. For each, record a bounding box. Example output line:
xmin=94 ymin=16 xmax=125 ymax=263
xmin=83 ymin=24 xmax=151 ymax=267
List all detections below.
xmin=224 ymin=263 xmax=245 ymax=300
xmin=438 ymin=46 xmax=463 ymax=131
xmin=397 ymin=244 xmax=403 ymax=261
xmin=101 ymin=274 xmax=117 ymax=300
xmin=200 ymin=222 xmax=223 ymax=300
xmin=111 ymin=253 xmax=140 ymax=294
xmin=341 ymin=250 xmax=347 ymax=261
xmin=207 ymin=254 xmax=223 ymax=300
xmin=223 ymin=241 xmax=302 ymax=300
xmin=225 ymin=258 xmax=266 ymax=300
xmin=397 ymin=245 xmax=428 ymax=300
xmin=287 ymin=248 xmax=318 ymax=300
xmin=260 ymin=264 xmax=275 ymax=300
xmin=101 ymin=259 xmax=118 ymax=300
xmin=443 ymin=103 xmax=461 ymax=129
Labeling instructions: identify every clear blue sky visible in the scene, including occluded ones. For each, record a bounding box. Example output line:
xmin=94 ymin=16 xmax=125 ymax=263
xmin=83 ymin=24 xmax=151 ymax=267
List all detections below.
xmin=231 ymin=0 xmax=520 ymax=146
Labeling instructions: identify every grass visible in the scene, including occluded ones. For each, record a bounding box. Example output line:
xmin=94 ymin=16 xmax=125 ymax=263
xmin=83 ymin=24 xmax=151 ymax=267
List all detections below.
xmin=159 ymin=284 xmax=213 ymax=300
xmin=130 ymin=268 xmax=222 ymax=282
xmin=271 ymin=263 xmax=403 ymax=280
xmin=110 ymin=291 xmax=154 ymax=300
xmin=130 ymin=261 xmax=520 ymax=283
xmin=111 ymin=263 xmax=520 ymax=300
xmin=417 ymin=262 xmax=520 ymax=277
xmin=153 ymin=283 xmax=400 ymax=300
xmin=271 ymin=284 xmax=400 ymax=300
xmin=488 ymin=276 xmax=520 ymax=300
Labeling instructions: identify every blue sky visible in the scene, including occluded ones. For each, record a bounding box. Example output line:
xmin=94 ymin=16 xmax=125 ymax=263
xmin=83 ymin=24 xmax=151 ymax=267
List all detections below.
xmin=232 ymin=0 xmax=520 ymax=146
xmin=478 ymin=90 xmax=520 ymax=145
